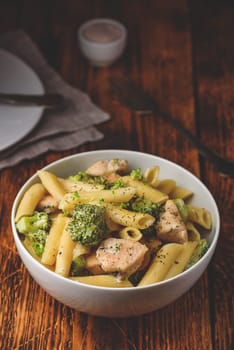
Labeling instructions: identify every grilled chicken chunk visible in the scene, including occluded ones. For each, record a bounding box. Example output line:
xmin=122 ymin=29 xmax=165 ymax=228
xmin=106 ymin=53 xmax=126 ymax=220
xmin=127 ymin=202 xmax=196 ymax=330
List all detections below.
xmin=86 ymin=159 xmax=128 ymax=176
xmin=156 ymin=200 xmax=188 ymax=243
xmin=96 ymin=237 xmax=148 ymax=276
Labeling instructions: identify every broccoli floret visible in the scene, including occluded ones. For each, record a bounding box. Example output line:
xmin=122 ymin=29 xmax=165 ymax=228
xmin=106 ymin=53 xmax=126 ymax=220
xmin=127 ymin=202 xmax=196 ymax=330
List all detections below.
xmin=68 ymin=171 xmax=108 ymax=188
xmin=70 ymin=256 xmax=86 ymax=276
xmin=184 ymin=238 xmax=209 ymax=270
xmin=130 ymin=168 xmax=143 ymax=180
xmin=131 ymin=198 xmax=162 ymax=218
xmin=67 ymin=204 xmax=107 ymax=246
xmin=16 ymin=211 xmax=51 ymax=256
xmin=110 ymin=179 xmax=125 ymax=190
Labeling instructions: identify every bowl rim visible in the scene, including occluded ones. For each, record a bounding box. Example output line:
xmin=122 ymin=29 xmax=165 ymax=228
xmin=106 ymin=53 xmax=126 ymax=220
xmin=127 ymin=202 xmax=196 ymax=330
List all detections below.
xmin=11 ymin=149 xmax=220 ymax=292
xmin=78 ymin=17 xmax=127 ymax=48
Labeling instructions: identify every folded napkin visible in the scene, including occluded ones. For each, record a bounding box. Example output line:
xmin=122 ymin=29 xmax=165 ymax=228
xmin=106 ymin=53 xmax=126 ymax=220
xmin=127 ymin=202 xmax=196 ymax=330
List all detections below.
xmin=0 ymin=30 xmax=110 ymax=170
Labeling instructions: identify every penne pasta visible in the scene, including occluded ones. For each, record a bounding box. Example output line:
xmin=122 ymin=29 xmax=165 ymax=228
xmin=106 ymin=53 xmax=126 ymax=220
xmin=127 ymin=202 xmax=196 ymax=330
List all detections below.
xmin=121 ymin=176 xmax=168 ymax=204
xmin=79 ymin=186 xmax=136 ymax=202
xmin=37 ymin=170 xmax=66 ymax=201
xmin=59 ymin=178 xmax=104 ymax=193
xmin=15 ymin=183 xmax=46 ymax=222
xmin=156 ymin=179 xmax=176 ymax=194
xmin=105 ymin=204 xmax=155 ymax=229
xmin=70 ymin=275 xmax=133 ymax=288
xmin=186 ymin=222 xmax=201 ymax=241
xmin=55 ymin=218 xmax=76 ymax=277
xmin=119 ymin=226 xmax=142 ymax=241
xmin=187 ymin=205 xmax=212 ymax=229
xmin=169 ymin=186 xmax=193 ymax=200
xmin=164 ymin=241 xmax=198 ymax=280
xmin=41 ymin=214 xmax=68 ymax=265
xmin=59 ymin=186 xmax=136 ymax=212
xmin=143 ymin=166 xmax=160 ymax=187
xmin=138 ymin=243 xmax=183 ymax=286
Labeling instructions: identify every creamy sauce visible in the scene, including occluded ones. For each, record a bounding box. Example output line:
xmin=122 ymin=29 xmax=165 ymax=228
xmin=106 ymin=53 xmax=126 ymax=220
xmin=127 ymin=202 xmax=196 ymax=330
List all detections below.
xmin=82 ymin=22 xmax=122 ymax=43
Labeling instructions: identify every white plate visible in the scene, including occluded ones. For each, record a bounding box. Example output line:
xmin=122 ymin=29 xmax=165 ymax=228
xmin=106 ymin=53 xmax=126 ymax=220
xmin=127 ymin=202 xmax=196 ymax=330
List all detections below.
xmin=0 ymin=49 xmax=44 ymax=152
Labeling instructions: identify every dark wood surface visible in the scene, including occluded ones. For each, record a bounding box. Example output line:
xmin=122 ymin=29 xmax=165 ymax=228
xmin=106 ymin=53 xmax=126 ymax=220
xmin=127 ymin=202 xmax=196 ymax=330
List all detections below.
xmin=0 ymin=1 xmax=233 ymax=349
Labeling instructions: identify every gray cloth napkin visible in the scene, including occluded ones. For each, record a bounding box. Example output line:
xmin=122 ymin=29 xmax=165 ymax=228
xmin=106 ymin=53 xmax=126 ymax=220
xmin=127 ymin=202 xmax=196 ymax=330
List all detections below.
xmin=0 ymin=30 xmax=110 ymax=170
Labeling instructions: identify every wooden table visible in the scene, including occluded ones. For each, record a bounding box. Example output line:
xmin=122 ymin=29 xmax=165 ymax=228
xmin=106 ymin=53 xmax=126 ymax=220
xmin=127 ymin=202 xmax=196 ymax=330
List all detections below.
xmin=0 ymin=1 xmax=233 ymax=349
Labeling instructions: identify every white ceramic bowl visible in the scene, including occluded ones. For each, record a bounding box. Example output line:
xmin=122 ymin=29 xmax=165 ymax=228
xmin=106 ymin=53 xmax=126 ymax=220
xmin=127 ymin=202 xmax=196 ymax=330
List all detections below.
xmin=78 ymin=18 xmax=127 ymax=66
xmin=11 ymin=150 xmax=220 ymax=317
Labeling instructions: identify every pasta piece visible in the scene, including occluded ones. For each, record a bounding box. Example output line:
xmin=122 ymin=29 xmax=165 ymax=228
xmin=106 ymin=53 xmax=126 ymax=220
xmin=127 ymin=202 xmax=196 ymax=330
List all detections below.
xmin=121 ymin=176 xmax=168 ymax=204
xmin=138 ymin=243 xmax=183 ymax=286
xmin=186 ymin=222 xmax=201 ymax=241
xmin=41 ymin=214 xmax=68 ymax=265
xmin=55 ymin=218 xmax=76 ymax=277
xmin=144 ymin=166 xmax=160 ymax=187
xmin=156 ymin=179 xmax=176 ymax=194
xmin=70 ymin=275 xmax=133 ymax=288
xmin=105 ymin=204 xmax=155 ymax=229
xmin=164 ymin=241 xmax=198 ymax=280
xmin=59 ymin=192 xmax=89 ymax=212
xmin=119 ymin=227 xmax=142 ymax=241
xmin=37 ymin=170 xmax=66 ymax=201
xmin=59 ymin=186 xmax=136 ymax=212
xmin=78 ymin=186 xmax=136 ymax=202
xmin=15 ymin=183 xmax=46 ymax=222
xmin=187 ymin=205 xmax=212 ymax=229
xmin=169 ymin=186 xmax=193 ymax=200
xmin=58 ymin=178 xmax=104 ymax=193
xmin=105 ymin=214 xmax=122 ymax=232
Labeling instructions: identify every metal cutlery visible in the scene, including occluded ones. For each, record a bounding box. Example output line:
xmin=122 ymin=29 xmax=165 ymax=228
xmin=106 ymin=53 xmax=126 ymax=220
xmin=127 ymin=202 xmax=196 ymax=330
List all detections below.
xmin=110 ymin=78 xmax=234 ymax=178
xmin=0 ymin=93 xmax=67 ymax=109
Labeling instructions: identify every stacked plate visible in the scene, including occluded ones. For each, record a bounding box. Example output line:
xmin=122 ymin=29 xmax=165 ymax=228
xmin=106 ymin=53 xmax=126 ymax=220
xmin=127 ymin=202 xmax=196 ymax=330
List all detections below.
xmin=0 ymin=49 xmax=44 ymax=152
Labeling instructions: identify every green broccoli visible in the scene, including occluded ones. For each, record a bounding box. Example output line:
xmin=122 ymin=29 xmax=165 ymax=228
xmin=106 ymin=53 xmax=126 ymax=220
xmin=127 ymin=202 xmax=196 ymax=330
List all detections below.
xmin=130 ymin=168 xmax=143 ymax=180
xmin=184 ymin=238 xmax=209 ymax=270
xmin=70 ymin=255 xmax=86 ymax=276
xmin=16 ymin=211 xmax=51 ymax=256
xmin=67 ymin=204 xmax=107 ymax=246
xmin=68 ymin=171 xmax=108 ymax=188
xmin=131 ymin=197 xmax=162 ymax=218
xmin=110 ymin=179 xmax=125 ymax=190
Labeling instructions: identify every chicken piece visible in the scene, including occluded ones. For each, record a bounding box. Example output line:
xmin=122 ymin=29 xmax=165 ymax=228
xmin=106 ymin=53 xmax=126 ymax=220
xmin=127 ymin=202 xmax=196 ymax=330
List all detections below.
xmin=37 ymin=195 xmax=58 ymax=213
xmin=104 ymin=172 xmax=121 ymax=183
xmin=156 ymin=199 xmax=188 ymax=243
xmin=96 ymin=237 xmax=148 ymax=276
xmin=86 ymin=159 xmax=128 ymax=176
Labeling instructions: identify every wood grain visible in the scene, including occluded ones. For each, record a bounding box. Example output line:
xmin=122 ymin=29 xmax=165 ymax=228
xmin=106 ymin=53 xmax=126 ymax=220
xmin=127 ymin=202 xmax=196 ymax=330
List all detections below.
xmin=0 ymin=1 xmax=233 ymax=349
xmin=189 ymin=2 xmax=234 ymax=349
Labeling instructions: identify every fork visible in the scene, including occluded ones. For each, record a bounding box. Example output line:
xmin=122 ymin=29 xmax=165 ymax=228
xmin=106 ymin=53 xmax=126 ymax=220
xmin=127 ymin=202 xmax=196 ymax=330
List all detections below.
xmin=110 ymin=78 xmax=234 ymax=178
xmin=0 ymin=93 xmax=67 ymax=109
